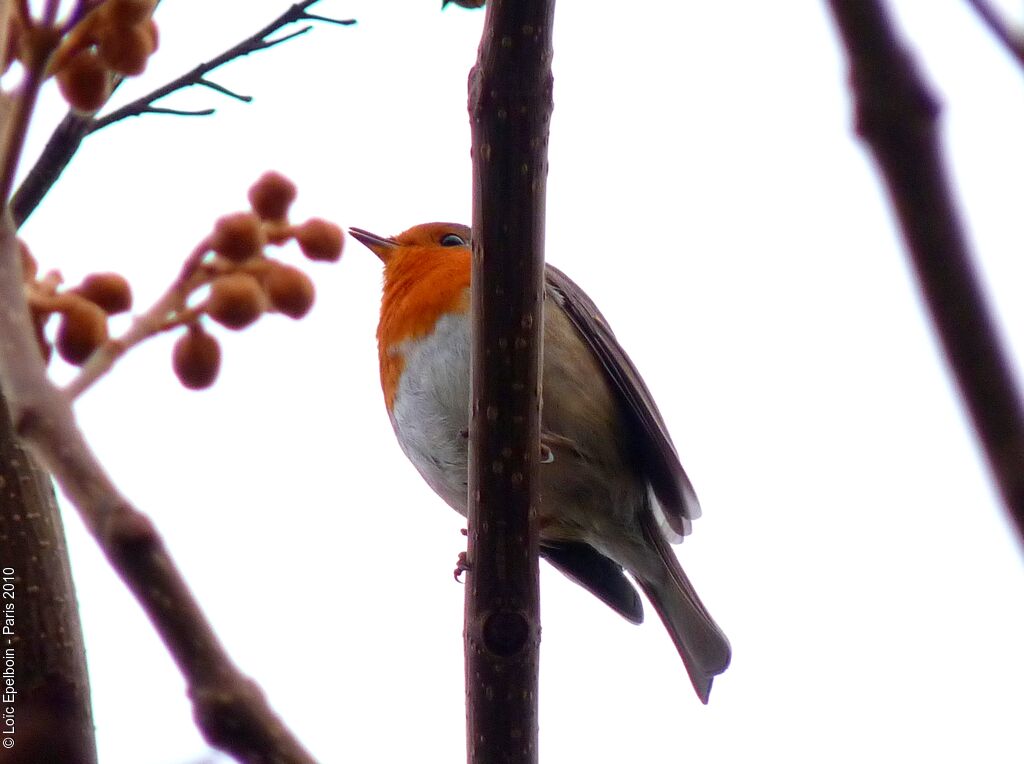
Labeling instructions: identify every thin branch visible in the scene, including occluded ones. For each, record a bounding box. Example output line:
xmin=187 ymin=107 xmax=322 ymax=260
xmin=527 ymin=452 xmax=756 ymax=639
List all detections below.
xmin=140 ymin=105 xmax=216 ymax=118
xmin=197 ymin=77 xmax=254 ymax=102
xmin=11 ymin=1 xmax=355 ymax=227
xmin=15 ymin=0 xmax=30 ymax=27
xmin=0 ymin=30 xmax=48 ymax=203
xmin=89 ymin=5 xmax=354 ymax=133
xmin=825 ymin=0 xmax=1024 ymax=544
xmin=963 ymin=0 xmax=1024 ymax=71
xmin=10 ymin=111 xmax=91 ymax=227
xmin=42 ymin=0 xmax=60 ymax=26
xmin=260 ymin=25 xmax=314 ymax=49
xmin=65 ymin=0 xmax=103 ymax=29
xmin=465 ymin=1 xmax=555 ymax=762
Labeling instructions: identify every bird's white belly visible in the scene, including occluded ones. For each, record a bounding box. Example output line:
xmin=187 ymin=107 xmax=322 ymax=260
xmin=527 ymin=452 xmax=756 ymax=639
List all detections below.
xmin=389 ymin=313 xmax=472 ymax=513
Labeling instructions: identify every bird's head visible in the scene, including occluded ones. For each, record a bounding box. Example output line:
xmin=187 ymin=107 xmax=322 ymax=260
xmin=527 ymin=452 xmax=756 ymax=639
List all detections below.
xmin=348 ymin=222 xmax=471 ymax=266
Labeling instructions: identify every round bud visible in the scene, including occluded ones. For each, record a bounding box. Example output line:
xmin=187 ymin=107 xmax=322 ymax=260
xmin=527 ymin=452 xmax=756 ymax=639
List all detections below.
xmin=248 ymin=172 xmax=297 ymax=221
xmin=210 ymin=212 xmax=266 ymax=263
xmin=98 ymin=25 xmax=154 ymax=76
xmin=76 ymin=272 xmax=133 ymax=314
xmin=207 ymin=273 xmax=264 ymax=330
xmin=19 ymin=240 xmax=37 ymax=283
xmin=295 ymin=218 xmax=344 ymax=262
xmin=264 ymin=262 xmax=315 ymax=319
xmin=141 ymin=19 xmax=159 ymax=52
xmin=145 ymin=18 xmax=158 ymax=49
xmin=56 ymin=299 xmax=108 ymax=366
xmin=172 ymin=326 xmax=221 ymax=390
xmin=103 ymin=0 xmax=157 ymax=28
xmin=56 ymin=50 xmax=111 ymax=113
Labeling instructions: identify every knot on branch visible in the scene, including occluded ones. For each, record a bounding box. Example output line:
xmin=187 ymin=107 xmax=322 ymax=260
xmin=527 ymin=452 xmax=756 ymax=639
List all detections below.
xmin=480 ymin=609 xmax=533 ymax=658
xmin=844 ymin=33 xmax=940 ymax=145
xmin=101 ymin=504 xmax=159 ymax=555
xmin=191 ymin=678 xmax=270 ymax=747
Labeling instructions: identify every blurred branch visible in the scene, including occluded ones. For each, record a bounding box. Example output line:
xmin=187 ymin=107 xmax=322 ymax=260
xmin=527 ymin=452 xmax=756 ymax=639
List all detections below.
xmin=465 ymin=1 xmax=555 ymax=762
xmin=0 ymin=220 xmax=317 ymax=762
xmin=963 ymin=0 xmax=1024 ymax=70
xmin=826 ymin=0 xmax=1024 ymax=545
xmin=11 ymin=0 xmax=355 ymax=228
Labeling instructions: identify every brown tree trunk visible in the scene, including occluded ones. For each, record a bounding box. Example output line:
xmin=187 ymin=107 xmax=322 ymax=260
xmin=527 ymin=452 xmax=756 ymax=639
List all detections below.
xmin=0 ymin=387 xmax=96 ymax=764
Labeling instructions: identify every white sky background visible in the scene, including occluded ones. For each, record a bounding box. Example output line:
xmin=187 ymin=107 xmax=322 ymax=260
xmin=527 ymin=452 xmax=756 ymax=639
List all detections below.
xmin=13 ymin=0 xmax=1024 ymax=761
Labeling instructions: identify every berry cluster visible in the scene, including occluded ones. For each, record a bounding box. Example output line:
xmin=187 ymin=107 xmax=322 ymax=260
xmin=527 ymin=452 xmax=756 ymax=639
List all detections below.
xmin=20 ymin=172 xmax=342 ymax=396
xmin=21 ymin=241 xmax=133 ymax=366
xmin=171 ymin=171 xmax=343 ymax=390
xmin=49 ymin=0 xmax=160 ymax=112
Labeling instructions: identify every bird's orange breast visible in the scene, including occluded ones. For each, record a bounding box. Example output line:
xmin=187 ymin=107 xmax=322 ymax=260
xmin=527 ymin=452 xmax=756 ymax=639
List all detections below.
xmin=377 ymin=246 xmax=472 ymax=411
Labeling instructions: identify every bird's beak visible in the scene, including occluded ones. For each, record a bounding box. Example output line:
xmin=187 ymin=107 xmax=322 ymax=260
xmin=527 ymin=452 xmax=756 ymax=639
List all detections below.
xmin=348 ymin=227 xmax=398 ymax=263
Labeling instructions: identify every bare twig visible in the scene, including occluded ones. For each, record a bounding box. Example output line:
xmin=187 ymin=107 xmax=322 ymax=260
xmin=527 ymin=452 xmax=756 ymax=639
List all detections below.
xmin=963 ymin=0 xmax=1024 ymax=71
xmin=0 ymin=22 xmax=48 ymax=204
xmin=66 ymin=0 xmax=106 ymax=30
xmin=825 ymin=0 xmax=1024 ymax=545
xmin=465 ymin=1 xmax=555 ymax=762
xmin=42 ymin=0 xmax=60 ymax=26
xmin=11 ymin=0 xmax=355 ymax=227
xmin=90 ymin=3 xmax=355 ymax=132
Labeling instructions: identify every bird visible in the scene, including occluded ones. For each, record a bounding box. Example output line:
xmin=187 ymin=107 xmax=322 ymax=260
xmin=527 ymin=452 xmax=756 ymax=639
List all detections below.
xmin=349 ymin=222 xmax=731 ymax=703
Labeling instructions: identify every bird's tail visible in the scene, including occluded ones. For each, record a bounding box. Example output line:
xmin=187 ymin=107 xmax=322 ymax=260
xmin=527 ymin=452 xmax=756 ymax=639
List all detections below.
xmin=635 ymin=511 xmax=731 ymax=704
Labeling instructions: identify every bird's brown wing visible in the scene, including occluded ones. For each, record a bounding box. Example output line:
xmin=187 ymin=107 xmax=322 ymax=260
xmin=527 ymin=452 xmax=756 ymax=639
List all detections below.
xmin=544 ymin=264 xmax=701 ymax=538
xmin=540 ymin=542 xmax=644 ymax=624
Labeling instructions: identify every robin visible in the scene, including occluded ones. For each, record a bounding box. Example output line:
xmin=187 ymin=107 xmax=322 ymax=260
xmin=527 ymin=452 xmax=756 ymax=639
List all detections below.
xmin=349 ymin=222 xmax=731 ymax=703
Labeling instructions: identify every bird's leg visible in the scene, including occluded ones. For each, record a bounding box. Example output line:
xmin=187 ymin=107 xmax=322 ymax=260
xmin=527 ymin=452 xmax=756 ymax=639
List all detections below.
xmin=539 ymin=443 xmax=554 ymax=463
xmin=541 ymin=432 xmax=584 ymax=460
xmin=454 ymin=551 xmax=471 ymax=582
xmin=453 ymin=527 xmax=471 ymax=581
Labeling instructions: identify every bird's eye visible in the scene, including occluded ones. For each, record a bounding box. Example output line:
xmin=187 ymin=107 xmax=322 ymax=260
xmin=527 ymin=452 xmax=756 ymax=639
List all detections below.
xmin=440 ymin=233 xmax=466 ymax=247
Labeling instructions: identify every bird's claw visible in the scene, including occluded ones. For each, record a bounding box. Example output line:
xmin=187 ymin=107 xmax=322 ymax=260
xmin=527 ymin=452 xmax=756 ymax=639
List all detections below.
xmin=454 ymin=551 xmax=470 ymax=582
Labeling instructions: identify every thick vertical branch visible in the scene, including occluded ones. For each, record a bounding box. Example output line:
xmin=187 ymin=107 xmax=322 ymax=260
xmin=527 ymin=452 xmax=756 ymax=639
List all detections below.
xmin=465 ymin=1 xmax=555 ymax=763
xmin=0 ymin=387 xmax=96 ymax=764
xmin=826 ymin=0 xmax=1024 ymax=544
